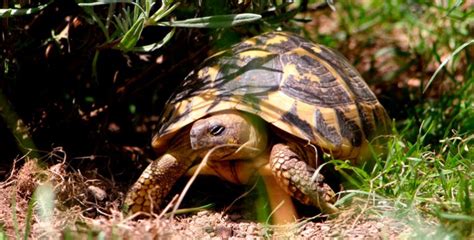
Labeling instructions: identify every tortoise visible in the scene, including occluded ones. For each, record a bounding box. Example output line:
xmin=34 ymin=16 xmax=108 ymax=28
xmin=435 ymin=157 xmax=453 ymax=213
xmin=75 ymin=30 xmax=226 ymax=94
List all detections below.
xmin=124 ymin=31 xmax=390 ymax=222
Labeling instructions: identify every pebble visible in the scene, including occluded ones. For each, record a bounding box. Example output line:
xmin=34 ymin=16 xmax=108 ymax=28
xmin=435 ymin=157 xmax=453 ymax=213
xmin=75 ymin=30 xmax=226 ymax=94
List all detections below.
xmin=87 ymin=185 xmax=106 ymax=201
xmin=216 ymin=224 xmax=232 ymax=239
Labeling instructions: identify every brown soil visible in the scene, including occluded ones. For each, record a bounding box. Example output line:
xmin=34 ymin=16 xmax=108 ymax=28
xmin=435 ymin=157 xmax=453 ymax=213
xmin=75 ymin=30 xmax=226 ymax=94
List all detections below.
xmin=0 ymin=159 xmax=422 ymax=239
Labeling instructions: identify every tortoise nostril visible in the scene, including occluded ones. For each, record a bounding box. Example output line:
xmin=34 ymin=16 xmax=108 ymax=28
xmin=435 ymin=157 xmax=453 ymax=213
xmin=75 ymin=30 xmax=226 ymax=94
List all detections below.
xmin=190 ymin=124 xmax=206 ymax=149
xmin=190 ymin=130 xmax=198 ymax=149
xmin=190 ymin=129 xmax=197 ymax=138
xmin=190 ymin=123 xmax=205 ymax=139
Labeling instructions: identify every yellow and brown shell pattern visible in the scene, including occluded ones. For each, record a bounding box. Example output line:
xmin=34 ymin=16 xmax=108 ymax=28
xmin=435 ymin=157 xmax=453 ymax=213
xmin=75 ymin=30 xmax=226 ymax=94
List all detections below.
xmin=154 ymin=32 xmax=390 ymax=161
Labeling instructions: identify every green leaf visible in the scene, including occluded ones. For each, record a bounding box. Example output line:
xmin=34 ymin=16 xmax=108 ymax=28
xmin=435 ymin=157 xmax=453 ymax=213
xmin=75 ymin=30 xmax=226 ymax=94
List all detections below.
xmin=438 ymin=212 xmax=474 ymax=222
xmin=446 ymin=0 xmax=463 ymax=16
xmin=133 ymin=28 xmax=175 ymax=52
xmin=148 ymin=1 xmax=179 ymax=24
xmin=0 ymin=1 xmax=51 ymax=18
xmin=157 ymin=13 xmax=262 ymax=28
xmin=76 ymin=0 xmax=132 ymax=7
xmin=118 ymin=17 xmax=145 ymax=50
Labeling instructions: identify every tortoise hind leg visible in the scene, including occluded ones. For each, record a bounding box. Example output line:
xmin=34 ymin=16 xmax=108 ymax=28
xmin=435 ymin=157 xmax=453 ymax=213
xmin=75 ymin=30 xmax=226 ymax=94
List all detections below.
xmin=270 ymin=143 xmax=338 ymax=214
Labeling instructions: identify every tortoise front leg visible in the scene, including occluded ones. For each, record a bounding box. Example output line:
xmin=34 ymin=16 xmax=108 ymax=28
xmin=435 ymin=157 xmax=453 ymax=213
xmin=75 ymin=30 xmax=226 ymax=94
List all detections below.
xmin=270 ymin=143 xmax=338 ymax=214
xmin=125 ymin=153 xmax=192 ymax=213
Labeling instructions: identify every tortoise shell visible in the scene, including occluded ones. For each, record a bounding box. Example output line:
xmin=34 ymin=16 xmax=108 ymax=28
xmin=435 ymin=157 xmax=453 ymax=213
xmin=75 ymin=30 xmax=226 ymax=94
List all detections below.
xmin=153 ymin=32 xmax=390 ymax=160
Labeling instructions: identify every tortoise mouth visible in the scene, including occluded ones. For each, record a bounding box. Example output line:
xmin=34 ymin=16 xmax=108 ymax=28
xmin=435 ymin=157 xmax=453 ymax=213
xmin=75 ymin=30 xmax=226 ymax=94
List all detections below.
xmin=191 ymin=142 xmax=265 ymax=162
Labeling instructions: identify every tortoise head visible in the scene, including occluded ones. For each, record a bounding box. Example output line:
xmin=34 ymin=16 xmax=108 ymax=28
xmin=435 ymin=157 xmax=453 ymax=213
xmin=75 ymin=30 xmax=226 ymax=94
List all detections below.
xmin=189 ymin=110 xmax=268 ymax=160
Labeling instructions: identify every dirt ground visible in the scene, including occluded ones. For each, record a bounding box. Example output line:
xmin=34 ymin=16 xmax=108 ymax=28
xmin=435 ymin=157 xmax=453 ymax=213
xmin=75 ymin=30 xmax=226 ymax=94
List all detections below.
xmin=0 ymin=158 xmax=434 ymax=239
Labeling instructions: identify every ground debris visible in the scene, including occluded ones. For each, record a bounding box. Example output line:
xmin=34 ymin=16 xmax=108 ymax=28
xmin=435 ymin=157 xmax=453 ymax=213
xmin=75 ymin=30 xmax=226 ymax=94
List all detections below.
xmin=1 ymin=159 xmax=422 ymax=239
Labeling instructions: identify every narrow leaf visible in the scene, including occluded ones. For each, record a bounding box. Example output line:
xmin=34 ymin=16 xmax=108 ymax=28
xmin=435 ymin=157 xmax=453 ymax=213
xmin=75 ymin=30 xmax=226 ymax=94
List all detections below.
xmin=157 ymin=13 xmax=262 ymax=28
xmin=0 ymin=2 xmax=50 ymax=18
xmin=77 ymin=0 xmax=132 ymax=7
xmin=446 ymin=0 xmax=463 ymax=16
xmin=438 ymin=212 xmax=474 ymax=221
xmin=23 ymin=196 xmax=34 ymax=240
xmin=424 ymin=39 xmax=474 ymax=93
xmin=118 ymin=17 xmax=145 ymax=50
xmin=133 ymin=28 xmax=175 ymax=52
xmin=149 ymin=2 xmax=179 ymax=23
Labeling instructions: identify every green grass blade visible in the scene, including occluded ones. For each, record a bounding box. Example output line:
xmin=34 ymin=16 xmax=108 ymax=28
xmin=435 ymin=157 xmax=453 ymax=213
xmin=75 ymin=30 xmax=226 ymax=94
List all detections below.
xmin=423 ymin=39 xmax=474 ymax=93
xmin=81 ymin=6 xmax=110 ymax=40
xmin=0 ymin=224 xmax=6 ymax=240
xmin=438 ymin=213 xmax=474 ymax=222
xmin=91 ymin=50 xmax=100 ymax=80
xmin=446 ymin=0 xmax=463 ymax=16
xmin=11 ymin=191 xmax=20 ymax=239
xmin=23 ymin=195 xmax=34 ymax=240
xmin=460 ymin=175 xmax=472 ymax=215
xmin=157 ymin=13 xmax=262 ymax=28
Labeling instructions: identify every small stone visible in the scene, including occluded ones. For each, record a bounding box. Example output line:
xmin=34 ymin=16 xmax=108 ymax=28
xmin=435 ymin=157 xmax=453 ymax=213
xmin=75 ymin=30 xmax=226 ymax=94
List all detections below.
xmin=375 ymin=222 xmax=384 ymax=229
xmin=321 ymin=225 xmax=330 ymax=232
xmin=216 ymin=225 xmax=232 ymax=239
xmin=87 ymin=185 xmax=106 ymax=201
xmin=247 ymin=224 xmax=255 ymax=234
xmin=197 ymin=210 xmax=208 ymax=216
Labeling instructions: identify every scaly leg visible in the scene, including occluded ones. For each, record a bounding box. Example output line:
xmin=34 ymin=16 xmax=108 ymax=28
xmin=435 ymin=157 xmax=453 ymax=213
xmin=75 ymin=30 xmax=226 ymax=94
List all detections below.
xmin=270 ymin=143 xmax=338 ymax=214
xmin=125 ymin=153 xmax=192 ymax=213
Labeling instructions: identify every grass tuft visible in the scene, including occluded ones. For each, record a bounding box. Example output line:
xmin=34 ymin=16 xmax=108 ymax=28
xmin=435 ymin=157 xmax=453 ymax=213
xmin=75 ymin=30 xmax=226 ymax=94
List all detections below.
xmin=336 ymin=98 xmax=474 ymax=237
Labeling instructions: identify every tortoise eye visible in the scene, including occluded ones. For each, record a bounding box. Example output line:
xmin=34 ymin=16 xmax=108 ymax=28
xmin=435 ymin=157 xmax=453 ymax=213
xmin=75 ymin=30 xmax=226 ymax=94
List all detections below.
xmin=209 ymin=125 xmax=225 ymax=136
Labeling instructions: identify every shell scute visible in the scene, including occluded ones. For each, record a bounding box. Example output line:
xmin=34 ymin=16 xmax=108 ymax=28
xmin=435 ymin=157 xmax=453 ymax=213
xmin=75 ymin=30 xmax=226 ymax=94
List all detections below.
xmin=335 ymin=108 xmax=363 ymax=147
xmin=314 ymin=108 xmax=342 ymax=148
